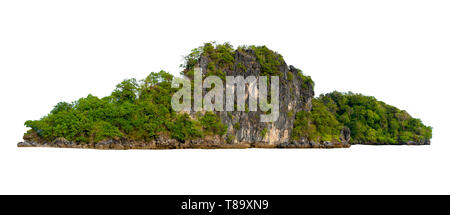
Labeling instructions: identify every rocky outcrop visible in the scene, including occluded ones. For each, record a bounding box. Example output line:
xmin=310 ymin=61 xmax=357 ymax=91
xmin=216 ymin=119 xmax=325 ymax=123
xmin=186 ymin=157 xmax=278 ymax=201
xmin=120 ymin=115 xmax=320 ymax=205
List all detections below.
xmin=19 ymin=44 xmax=428 ymax=149
xmin=277 ymin=140 xmax=350 ymax=148
xmin=195 ymin=49 xmax=315 ymax=145
xmin=17 ymin=136 xmax=351 ymax=149
xmin=18 ymin=47 xmax=353 ymax=149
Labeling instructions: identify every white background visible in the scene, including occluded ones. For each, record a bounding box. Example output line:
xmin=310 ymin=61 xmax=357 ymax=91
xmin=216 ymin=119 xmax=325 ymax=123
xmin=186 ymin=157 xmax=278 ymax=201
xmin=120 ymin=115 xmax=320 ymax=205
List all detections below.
xmin=1 ymin=0 xmax=449 ymax=194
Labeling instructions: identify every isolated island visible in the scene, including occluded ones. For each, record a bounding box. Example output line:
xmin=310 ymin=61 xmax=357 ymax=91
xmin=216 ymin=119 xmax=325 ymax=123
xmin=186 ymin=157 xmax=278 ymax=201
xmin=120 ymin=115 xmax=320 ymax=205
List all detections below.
xmin=18 ymin=42 xmax=432 ymax=149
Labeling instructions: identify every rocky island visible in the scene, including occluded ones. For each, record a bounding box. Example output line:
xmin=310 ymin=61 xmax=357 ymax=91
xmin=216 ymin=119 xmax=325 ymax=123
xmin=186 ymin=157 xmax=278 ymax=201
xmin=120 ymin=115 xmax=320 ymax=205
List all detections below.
xmin=18 ymin=42 xmax=432 ymax=149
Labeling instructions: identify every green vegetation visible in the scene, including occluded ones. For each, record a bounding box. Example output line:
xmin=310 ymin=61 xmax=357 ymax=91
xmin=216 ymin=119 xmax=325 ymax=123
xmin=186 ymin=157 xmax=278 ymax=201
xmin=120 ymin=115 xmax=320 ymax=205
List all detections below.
xmin=297 ymin=68 xmax=314 ymax=89
xmin=181 ymin=42 xmax=286 ymax=78
xmin=24 ymin=42 xmax=432 ymax=146
xmin=226 ymin=134 xmax=235 ymax=144
xmin=287 ymin=72 xmax=293 ymax=81
xmin=292 ymin=99 xmax=342 ymax=142
xmin=168 ymin=113 xmax=203 ymax=142
xmin=250 ymin=45 xmax=285 ymax=76
xmin=236 ymin=62 xmax=246 ymax=72
xmin=227 ymin=112 xmax=233 ymax=119
xmin=287 ymin=111 xmax=294 ymax=118
xmin=199 ymin=111 xmax=227 ymax=136
xmin=24 ymin=70 xmax=227 ymax=143
xmin=292 ymin=91 xmax=432 ymax=144
xmin=261 ymin=127 xmax=268 ymax=138
xmin=182 ymin=42 xmax=234 ymax=80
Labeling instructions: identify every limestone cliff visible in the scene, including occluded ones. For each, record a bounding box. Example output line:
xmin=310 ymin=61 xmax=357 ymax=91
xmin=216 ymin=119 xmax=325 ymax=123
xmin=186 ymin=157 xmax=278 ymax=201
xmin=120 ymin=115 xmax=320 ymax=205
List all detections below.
xmin=194 ymin=48 xmax=314 ymax=145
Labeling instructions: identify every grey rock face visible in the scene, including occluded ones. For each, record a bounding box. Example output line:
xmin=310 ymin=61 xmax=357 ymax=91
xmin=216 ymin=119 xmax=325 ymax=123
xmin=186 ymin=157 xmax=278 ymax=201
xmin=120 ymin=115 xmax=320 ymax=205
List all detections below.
xmin=340 ymin=127 xmax=351 ymax=143
xmin=277 ymin=139 xmax=350 ymax=148
xmin=51 ymin=138 xmax=76 ymax=147
xmin=17 ymin=141 xmax=34 ymax=147
xmin=195 ymin=49 xmax=314 ymax=145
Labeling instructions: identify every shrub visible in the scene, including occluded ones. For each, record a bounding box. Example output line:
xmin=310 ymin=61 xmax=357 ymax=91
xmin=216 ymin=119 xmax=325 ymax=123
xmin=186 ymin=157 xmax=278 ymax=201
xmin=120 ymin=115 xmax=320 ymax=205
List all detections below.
xmin=200 ymin=112 xmax=227 ymax=136
xmin=168 ymin=113 xmax=203 ymax=142
xmin=287 ymin=72 xmax=293 ymax=81
xmin=261 ymin=128 xmax=268 ymax=138
xmin=292 ymin=99 xmax=341 ymax=142
xmin=226 ymin=134 xmax=235 ymax=144
xmin=250 ymin=45 xmax=285 ymax=76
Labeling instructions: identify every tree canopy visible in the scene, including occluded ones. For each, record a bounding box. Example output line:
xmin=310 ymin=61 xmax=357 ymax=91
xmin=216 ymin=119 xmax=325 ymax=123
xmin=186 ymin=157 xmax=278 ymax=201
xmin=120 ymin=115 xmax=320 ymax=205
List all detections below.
xmin=24 ymin=70 xmax=226 ymax=143
xmin=292 ymin=91 xmax=432 ymax=144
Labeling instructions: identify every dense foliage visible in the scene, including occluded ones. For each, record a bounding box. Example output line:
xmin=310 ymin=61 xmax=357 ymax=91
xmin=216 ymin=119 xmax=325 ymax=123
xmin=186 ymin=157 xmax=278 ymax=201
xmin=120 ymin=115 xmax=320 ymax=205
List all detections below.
xmin=292 ymin=99 xmax=342 ymax=142
xmin=24 ymin=71 xmax=226 ymax=143
xmin=24 ymin=43 xmax=432 ymax=145
xmin=181 ymin=42 xmax=291 ymax=78
xmin=182 ymin=42 xmax=234 ymax=79
xmin=248 ymin=45 xmax=285 ymax=76
xmin=293 ymin=92 xmax=432 ymax=144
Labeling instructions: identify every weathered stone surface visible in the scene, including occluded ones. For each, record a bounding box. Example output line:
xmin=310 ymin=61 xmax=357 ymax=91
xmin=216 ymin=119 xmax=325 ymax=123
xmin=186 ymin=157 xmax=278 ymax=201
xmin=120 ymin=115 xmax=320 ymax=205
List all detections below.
xmin=17 ymin=141 xmax=33 ymax=147
xmin=18 ymin=135 xmax=353 ymax=149
xmin=276 ymin=139 xmax=350 ymax=148
xmin=195 ymin=49 xmax=314 ymax=145
xmin=340 ymin=127 xmax=351 ymax=143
